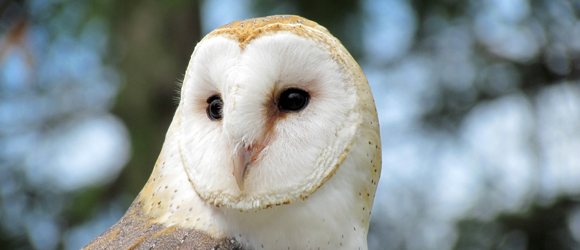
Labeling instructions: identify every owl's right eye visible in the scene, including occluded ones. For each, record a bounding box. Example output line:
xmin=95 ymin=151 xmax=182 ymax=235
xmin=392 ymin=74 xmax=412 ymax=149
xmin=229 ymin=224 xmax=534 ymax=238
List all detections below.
xmin=206 ymin=95 xmax=223 ymax=120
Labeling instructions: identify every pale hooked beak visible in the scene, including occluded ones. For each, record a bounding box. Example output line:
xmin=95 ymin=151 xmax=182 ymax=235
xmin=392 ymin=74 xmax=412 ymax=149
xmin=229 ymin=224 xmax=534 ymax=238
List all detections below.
xmin=232 ymin=144 xmax=266 ymax=191
xmin=233 ymin=147 xmax=252 ymax=191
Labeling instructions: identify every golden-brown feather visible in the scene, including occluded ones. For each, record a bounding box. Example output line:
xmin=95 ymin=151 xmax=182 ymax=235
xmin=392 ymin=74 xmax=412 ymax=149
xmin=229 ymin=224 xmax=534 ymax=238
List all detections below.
xmin=82 ymin=201 xmax=243 ymax=250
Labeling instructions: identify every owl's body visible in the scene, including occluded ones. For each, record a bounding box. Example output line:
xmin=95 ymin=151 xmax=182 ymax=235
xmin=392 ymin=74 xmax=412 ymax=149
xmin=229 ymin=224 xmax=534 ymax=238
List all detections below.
xmin=83 ymin=15 xmax=381 ymax=250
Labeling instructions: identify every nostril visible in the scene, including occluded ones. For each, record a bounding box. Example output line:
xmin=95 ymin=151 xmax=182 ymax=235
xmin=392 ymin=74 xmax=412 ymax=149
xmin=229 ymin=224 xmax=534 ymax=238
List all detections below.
xmin=250 ymin=144 xmax=266 ymax=163
xmin=250 ymin=154 xmax=259 ymax=163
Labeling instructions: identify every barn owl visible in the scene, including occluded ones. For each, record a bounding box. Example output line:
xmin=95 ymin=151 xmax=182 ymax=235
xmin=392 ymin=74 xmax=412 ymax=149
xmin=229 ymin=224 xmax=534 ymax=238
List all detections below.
xmin=83 ymin=15 xmax=381 ymax=250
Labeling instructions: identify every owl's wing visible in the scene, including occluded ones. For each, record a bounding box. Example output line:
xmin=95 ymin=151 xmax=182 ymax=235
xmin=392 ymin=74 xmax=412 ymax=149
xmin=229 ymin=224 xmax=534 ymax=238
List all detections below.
xmin=81 ymin=202 xmax=243 ymax=250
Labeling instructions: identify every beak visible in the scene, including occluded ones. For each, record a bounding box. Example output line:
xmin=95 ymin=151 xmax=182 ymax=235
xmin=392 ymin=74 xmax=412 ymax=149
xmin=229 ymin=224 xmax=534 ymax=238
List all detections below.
xmin=232 ymin=144 xmax=266 ymax=191
xmin=233 ymin=147 xmax=252 ymax=191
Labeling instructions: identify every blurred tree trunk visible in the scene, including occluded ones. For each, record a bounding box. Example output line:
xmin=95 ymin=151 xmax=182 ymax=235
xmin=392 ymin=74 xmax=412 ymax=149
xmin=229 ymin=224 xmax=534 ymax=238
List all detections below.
xmin=106 ymin=0 xmax=202 ymax=202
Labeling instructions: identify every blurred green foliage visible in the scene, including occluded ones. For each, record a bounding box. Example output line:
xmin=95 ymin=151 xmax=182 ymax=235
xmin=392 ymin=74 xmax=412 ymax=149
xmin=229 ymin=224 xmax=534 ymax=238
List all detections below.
xmin=1 ymin=0 xmax=580 ymax=249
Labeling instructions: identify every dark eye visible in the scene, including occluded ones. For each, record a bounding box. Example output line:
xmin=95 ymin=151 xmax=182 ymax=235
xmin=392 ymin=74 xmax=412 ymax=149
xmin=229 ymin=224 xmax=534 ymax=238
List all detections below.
xmin=278 ymin=88 xmax=310 ymax=112
xmin=206 ymin=95 xmax=223 ymax=120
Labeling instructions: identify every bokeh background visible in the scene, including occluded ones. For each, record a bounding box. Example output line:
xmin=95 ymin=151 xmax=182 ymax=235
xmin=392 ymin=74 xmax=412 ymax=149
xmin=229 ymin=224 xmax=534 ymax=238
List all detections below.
xmin=1 ymin=0 xmax=580 ymax=249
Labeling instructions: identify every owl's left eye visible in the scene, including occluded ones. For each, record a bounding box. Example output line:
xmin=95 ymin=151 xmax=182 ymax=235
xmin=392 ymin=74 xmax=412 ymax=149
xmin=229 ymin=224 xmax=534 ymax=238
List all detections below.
xmin=206 ymin=95 xmax=223 ymax=120
xmin=278 ymin=88 xmax=310 ymax=112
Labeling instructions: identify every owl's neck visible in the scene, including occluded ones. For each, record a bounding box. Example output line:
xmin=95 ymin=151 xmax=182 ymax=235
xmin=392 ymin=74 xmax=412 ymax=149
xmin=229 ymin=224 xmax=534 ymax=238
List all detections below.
xmin=134 ymin=118 xmax=372 ymax=250
xmin=212 ymin=163 xmax=369 ymax=250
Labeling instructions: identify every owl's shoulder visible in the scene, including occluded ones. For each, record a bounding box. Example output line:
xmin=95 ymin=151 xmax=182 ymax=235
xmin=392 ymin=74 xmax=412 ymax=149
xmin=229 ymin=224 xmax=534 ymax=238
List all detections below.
xmin=82 ymin=202 xmax=244 ymax=250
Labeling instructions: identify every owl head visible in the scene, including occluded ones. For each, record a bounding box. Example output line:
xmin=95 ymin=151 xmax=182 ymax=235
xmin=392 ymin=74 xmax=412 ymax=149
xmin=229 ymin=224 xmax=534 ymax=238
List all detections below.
xmin=176 ymin=15 xmax=380 ymax=212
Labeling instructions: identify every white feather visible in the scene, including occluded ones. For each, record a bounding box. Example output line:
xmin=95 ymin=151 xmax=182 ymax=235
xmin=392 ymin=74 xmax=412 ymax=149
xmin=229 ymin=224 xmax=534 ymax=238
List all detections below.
xmin=139 ymin=17 xmax=381 ymax=250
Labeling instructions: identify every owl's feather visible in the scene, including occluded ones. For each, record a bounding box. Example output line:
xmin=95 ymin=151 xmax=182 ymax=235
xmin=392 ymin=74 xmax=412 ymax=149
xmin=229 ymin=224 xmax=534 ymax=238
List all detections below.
xmin=82 ymin=202 xmax=243 ymax=250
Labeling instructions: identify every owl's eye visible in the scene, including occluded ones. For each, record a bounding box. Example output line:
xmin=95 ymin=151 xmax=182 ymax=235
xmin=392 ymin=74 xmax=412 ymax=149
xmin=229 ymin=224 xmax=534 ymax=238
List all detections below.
xmin=278 ymin=88 xmax=310 ymax=112
xmin=206 ymin=95 xmax=223 ymax=120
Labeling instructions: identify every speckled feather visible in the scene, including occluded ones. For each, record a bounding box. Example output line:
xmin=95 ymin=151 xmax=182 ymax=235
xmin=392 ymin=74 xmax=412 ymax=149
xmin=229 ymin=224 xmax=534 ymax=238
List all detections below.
xmin=82 ymin=202 xmax=243 ymax=250
xmin=83 ymin=15 xmax=381 ymax=250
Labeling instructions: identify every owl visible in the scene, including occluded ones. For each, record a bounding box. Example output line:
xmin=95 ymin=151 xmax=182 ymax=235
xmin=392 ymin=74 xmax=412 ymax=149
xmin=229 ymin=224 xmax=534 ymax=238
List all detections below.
xmin=83 ymin=15 xmax=381 ymax=250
